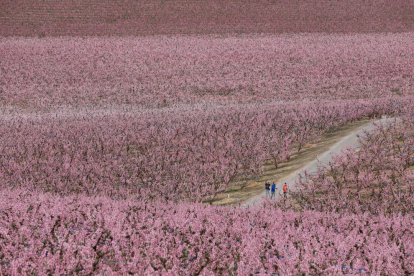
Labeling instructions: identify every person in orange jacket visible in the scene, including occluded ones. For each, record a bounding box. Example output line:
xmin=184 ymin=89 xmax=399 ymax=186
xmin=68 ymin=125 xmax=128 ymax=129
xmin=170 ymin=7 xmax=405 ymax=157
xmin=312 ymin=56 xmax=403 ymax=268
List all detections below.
xmin=282 ymin=182 xmax=288 ymax=199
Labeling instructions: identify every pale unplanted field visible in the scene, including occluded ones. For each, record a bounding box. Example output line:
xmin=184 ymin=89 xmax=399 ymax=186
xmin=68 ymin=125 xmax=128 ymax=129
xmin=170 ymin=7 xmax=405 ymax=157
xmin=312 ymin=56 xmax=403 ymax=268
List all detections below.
xmin=207 ymin=118 xmax=374 ymax=206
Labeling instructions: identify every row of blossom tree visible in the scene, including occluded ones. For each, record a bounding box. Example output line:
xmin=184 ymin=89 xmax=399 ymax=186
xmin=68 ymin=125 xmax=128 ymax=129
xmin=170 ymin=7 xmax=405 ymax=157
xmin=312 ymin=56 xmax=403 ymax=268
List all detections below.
xmin=0 ymin=189 xmax=412 ymax=274
xmin=1 ymin=98 xmax=411 ymax=202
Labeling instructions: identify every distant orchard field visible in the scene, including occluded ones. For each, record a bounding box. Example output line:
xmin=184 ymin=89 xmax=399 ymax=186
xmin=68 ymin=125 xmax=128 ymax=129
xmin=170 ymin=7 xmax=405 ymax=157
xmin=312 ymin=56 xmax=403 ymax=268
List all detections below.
xmin=1 ymin=33 xmax=414 ymax=109
xmin=1 ymin=0 xmax=414 ymax=36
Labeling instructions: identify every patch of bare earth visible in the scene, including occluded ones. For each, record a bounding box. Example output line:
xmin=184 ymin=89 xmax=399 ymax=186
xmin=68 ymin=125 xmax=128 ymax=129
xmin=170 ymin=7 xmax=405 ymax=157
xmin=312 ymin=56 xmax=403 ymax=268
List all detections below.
xmin=206 ymin=119 xmax=371 ymax=206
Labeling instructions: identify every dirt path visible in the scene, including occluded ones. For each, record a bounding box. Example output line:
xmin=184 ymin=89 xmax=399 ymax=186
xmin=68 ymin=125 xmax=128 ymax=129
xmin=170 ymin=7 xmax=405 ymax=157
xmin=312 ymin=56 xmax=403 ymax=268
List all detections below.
xmin=209 ymin=116 xmax=395 ymax=207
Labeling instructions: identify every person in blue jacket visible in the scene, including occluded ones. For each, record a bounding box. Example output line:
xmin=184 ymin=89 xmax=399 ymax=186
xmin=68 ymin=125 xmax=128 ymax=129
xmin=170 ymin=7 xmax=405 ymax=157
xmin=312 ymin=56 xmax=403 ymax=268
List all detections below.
xmin=271 ymin=182 xmax=277 ymax=199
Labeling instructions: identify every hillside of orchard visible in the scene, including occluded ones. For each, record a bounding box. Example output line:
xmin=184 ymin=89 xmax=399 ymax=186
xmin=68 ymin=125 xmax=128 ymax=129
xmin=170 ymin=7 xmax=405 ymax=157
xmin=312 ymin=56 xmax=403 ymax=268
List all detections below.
xmin=0 ymin=1 xmax=413 ymax=274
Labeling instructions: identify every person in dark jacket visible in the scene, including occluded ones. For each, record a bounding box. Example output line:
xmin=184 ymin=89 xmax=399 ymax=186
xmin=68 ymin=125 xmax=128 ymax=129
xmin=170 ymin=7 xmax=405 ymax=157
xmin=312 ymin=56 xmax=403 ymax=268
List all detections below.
xmin=265 ymin=182 xmax=271 ymax=198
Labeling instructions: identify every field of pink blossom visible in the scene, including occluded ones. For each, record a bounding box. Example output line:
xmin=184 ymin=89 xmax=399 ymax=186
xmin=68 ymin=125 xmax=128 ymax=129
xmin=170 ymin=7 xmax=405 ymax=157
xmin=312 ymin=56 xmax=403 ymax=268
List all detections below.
xmin=1 ymin=95 xmax=413 ymax=273
xmin=1 ymin=9 xmax=414 ymax=272
xmin=1 ymin=33 xmax=414 ymax=110
xmin=1 ymin=0 xmax=414 ymax=36
xmin=1 ymin=190 xmax=413 ymax=275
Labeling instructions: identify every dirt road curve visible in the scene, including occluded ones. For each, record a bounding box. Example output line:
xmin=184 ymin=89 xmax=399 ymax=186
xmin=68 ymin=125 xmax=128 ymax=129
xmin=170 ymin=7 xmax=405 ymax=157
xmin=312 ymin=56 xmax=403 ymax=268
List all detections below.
xmin=242 ymin=116 xmax=396 ymax=207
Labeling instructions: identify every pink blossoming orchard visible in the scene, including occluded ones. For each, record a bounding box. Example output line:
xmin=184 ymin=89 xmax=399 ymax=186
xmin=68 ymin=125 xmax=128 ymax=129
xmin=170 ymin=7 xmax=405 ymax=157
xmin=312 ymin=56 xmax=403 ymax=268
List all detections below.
xmin=0 ymin=1 xmax=414 ymax=274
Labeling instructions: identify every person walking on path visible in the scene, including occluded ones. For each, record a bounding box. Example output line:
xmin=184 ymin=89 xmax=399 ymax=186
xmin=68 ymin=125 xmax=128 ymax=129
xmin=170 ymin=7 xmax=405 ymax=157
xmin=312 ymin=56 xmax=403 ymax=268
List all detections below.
xmin=265 ymin=182 xmax=271 ymax=198
xmin=283 ymin=182 xmax=288 ymax=199
xmin=271 ymin=182 xmax=277 ymax=199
